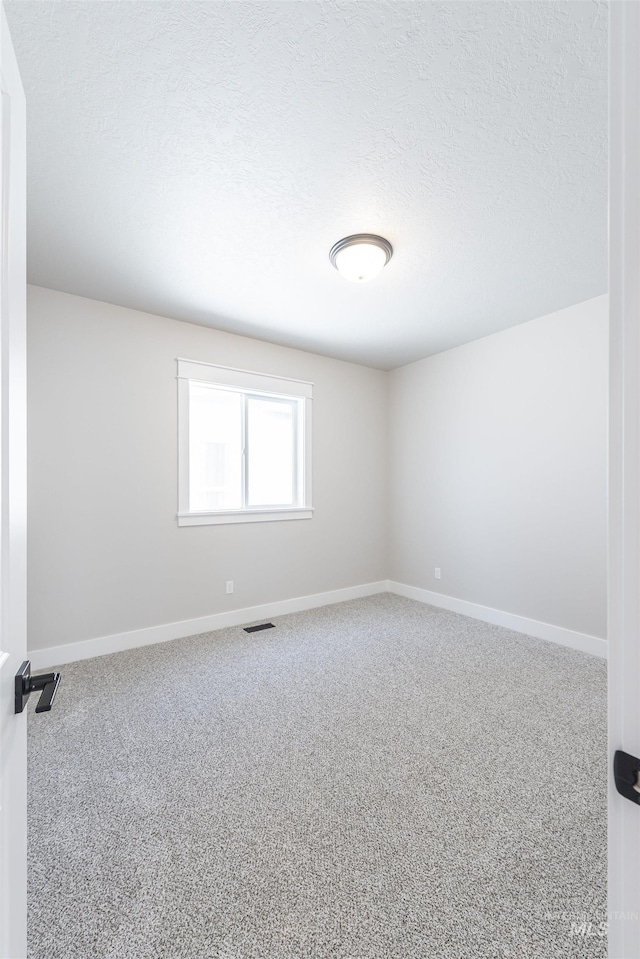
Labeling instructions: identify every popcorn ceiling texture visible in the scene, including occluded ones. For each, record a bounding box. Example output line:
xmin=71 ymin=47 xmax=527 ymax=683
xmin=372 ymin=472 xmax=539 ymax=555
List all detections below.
xmin=6 ymin=1 xmax=607 ymax=369
xmin=27 ymin=595 xmax=606 ymax=959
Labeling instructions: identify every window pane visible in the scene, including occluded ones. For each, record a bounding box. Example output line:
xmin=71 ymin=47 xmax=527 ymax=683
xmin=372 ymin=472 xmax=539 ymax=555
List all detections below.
xmin=247 ymin=397 xmax=295 ymax=507
xmin=189 ymin=384 xmax=242 ymax=511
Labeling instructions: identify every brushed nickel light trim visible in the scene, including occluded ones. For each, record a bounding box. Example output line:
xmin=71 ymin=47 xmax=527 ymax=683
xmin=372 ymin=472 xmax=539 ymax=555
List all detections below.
xmin=329 ymin=234 xmax=393 ymax=282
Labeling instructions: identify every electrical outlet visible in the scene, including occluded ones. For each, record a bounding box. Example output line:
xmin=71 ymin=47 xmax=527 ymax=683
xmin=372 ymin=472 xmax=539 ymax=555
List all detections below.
xmin=434 ymin=568 xmax=441 ymax=580
xmin=226 ymin=581 xmax=234 ymax=594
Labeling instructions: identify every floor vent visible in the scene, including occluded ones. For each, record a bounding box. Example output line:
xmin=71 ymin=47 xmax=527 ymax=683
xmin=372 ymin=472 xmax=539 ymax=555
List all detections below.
xmin=244 ymin=622 xmax=275 ymax=633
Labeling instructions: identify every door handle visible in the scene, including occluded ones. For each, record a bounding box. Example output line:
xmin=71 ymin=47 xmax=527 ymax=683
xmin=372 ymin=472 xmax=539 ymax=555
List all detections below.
xmin=614 ymin=749 xmax=640 ymax=805
xmin=15 ymin=660 xmax=61 ymax=714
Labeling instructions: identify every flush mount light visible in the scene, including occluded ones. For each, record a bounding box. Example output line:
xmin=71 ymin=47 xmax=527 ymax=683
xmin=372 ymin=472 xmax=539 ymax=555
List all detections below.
xmin=329 ymin=234 xmax=393 ymax=283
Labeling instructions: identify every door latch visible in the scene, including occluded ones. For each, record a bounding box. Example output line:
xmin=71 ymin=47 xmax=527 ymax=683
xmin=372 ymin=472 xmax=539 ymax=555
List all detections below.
xmin=614 ymin=750 xmax=640 ymax=805
xmin=15 ymin=660 xmax=61 ymax=714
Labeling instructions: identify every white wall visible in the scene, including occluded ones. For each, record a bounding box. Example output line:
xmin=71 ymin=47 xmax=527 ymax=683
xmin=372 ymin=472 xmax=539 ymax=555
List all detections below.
xmin=389 ymin=296 xmax=608 ymax=640
xmin=27 ymin=286 xmax=388 ymax=651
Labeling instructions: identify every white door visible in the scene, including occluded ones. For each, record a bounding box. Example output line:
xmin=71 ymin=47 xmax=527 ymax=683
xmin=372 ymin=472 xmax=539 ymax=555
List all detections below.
xmin=0 ymin=6 xmax=27 ymax=959
xmin=609 ymin=3 xmax=640 ymax=958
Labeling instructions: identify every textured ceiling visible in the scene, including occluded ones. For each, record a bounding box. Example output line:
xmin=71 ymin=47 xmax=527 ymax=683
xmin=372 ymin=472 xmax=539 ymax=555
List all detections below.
xmin=5 ymin=0 xmax=608 ymax=370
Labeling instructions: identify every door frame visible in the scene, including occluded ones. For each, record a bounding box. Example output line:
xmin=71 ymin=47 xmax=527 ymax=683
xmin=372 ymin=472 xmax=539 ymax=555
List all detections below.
xmin=608 ymin=3 xmax=640 ymax=956
xmin=0 ymin=5 xmax=27 ymax=958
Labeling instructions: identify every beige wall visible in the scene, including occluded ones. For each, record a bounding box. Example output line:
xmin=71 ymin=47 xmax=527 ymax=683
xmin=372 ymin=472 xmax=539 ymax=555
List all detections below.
xmin=27 ymin=286 xmax=389 ymax=650
xmin=388 ymin=295 xmax=608 ymax=639
xmin=27 ymin=287 xmax=608 ymax=652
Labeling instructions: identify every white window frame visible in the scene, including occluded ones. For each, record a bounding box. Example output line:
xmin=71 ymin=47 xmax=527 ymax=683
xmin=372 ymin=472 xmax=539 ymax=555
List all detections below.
xmin=177 ymin=359 xmax=313 ymax=526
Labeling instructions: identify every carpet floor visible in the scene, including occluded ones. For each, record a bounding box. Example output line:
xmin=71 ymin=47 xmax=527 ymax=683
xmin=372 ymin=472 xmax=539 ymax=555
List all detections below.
xmin=28 ymin=594 xmax=607 ymax=959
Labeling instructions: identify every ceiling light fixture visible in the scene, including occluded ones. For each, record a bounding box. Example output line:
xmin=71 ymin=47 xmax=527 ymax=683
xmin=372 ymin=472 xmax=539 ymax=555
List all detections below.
xmin=329 ymin=234 xmax=393 ymax=283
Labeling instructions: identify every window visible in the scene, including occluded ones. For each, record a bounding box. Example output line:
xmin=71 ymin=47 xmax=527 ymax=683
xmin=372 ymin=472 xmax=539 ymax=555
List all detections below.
xmin=177 ymin=359 xmax=312 ymax=526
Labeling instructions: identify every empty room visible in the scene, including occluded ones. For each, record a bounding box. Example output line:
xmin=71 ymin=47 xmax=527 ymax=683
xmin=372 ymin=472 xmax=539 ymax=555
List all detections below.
xmin=2 ymin=2 xmax=639 ymax=958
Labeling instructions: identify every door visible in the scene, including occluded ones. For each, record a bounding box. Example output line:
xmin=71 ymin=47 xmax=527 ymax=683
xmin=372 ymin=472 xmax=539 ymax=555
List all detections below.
xmin=609 ymin=3 xmax=640 ymax=957
xmin=0 ymin=6 xmax=27 ymax=959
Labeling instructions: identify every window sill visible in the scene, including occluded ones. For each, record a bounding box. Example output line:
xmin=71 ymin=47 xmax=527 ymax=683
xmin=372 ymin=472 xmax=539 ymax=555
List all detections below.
xmin=177 ymin=507 xmax=314 ymax=527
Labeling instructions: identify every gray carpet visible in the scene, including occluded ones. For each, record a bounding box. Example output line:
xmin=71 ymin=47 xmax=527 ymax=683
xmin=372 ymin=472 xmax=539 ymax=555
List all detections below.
xmin=28 ymin=594 xmax=606 ymax=959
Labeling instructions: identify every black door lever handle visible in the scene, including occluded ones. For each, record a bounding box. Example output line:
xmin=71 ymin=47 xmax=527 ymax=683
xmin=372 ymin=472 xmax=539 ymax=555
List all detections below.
xmin=33 ymin=674 xmax=61 ymax=712
xmin=15 ymin=661 xmax=61 ymax=714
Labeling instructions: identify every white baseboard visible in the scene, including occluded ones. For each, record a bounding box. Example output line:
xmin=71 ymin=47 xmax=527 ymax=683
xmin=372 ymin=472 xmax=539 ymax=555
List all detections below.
xmin=28 ymin=581 xmax=389 ymax=670
xmin=29 ymin=578 xmax=607 ymax=669
xmin=388 ymin=581 xmax=608 ymax=659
